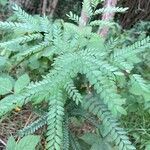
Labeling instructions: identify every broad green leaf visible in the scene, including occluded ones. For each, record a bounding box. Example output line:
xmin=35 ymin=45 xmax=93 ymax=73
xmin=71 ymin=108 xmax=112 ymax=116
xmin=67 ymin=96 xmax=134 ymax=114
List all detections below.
xmin=28 ymin=57 xmax=40 ymax=70
xmin=0 ymin=77 xmax=13 ymax=95
xmin=87 ymin=34 xmax=105 ymax=51
xmin=116 ymin=106 xmax=127 ymax=115
xmin=90 ymin=141 xmax=112 ymax=150
xmin=0 ymin=56 xmax=7 ymax=66
xmin=14 ymin=74 xmax=30 ymax=93
xmin=129 ymin=74 xmax=149 ymax=95
xmin=6 ymin=136 xmax=16 ymax=150
xmin=129 ymin=84 xmax=143 ymax=96
xmin=80 ymin=133 xmax=100 ymax=145
xmin=0 ymin=0 xmax=8 ymax=6
xmin=16 ymin=135 xmax=40 ymax=150
xmin=145 ymin=144 xmax=150 ymax=150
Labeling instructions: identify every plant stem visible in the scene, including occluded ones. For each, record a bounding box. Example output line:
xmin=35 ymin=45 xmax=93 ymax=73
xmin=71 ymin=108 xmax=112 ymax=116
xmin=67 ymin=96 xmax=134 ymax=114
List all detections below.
xmin=97 ymin=0 xmax=118 ymax=38
xmin=79 ymin=0 xmax=91 ymax=27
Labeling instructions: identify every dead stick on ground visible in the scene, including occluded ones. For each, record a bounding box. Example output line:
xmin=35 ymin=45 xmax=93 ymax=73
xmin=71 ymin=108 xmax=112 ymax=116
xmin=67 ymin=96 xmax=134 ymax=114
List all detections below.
xmin=24 ymin=113 xmax=32 ymax=127
xmin=0 ymin=138 xmax=6 ymax=146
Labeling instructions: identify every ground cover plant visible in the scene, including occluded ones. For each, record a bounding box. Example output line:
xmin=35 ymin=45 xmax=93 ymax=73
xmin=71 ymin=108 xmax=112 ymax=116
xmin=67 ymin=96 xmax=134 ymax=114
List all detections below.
xmin=0 ymin=0 xmax=149 ymax=149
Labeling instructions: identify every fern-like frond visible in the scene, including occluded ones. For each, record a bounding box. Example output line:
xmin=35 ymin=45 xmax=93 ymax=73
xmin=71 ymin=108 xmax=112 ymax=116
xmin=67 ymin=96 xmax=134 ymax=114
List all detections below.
xmin=91 ymin=0 xmax=101 ymax=8
xmin=20 ymin=42 xmax=50 ymax=57
xmin=46 ymin=91 xmax=64 ymax=150
xmin=0 ymin=33 xmax=42 ymax=48
xmin=80 ymin=57 xmax=126 ymax=115
xmin=0 ymin=92 xmax=31 ymax=117
xmin=91 ymin=73 xmax=126 ymax=115
xmin=82 ymin=96 xmax=136 ymax=150
xmin=82 ymin=0 xmax=93 ymax=17
xmin=63 ymin=115 xmax=70 ymax=150
xmin=129 ymin=74 xmax=150 ymax=106
xmin=70 ymin=108 xmax=99 ymax=127
xmin=12 ymin=4 xmax=37 ymax=25
xmin=94 ymin=7 xmax=128 ymax=15
xmin=66 ymin=11 xmax=79 ymax=24
xmin=0 ymin=71 xmax=54 ymax=117
xmin=52 ymin=24 xmax=63 ymax=40
xmin=112 ymin=59 xmax=134 ymax=73
xmin=64 ymin=81 xmax=82 ymax=105
xmin=90 ymin=20 xmax=117 ymax=28
xmin=14 ymin=42 xmax=50 ymax=65
xmin=130 ymin=74 xmax=149 ymax=93
xmin=113 ymin=36 xmax=150 ymax=59
xmin=18 ymin=113 xmax=48 ymax=137
xmin=70 ymin=131 xmax=81 ymax=150
xmin=0 ymin=21 xmax=35 ymax=32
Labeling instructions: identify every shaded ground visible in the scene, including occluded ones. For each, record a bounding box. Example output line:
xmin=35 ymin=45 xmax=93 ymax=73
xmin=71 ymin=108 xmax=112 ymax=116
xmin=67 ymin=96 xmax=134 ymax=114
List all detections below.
xmin=0 ymin=107 xmax=38 ymax=149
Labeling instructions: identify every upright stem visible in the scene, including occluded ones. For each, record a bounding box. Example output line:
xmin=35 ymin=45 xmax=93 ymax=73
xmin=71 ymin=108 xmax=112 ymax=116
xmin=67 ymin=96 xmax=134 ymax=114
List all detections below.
xmin=79 ymin=8 xmax=90 ymax=27
xmin=97 ymin=0 xmax=117 ymax=38
xmin=79 ymin=0 xmax=91 ymax=27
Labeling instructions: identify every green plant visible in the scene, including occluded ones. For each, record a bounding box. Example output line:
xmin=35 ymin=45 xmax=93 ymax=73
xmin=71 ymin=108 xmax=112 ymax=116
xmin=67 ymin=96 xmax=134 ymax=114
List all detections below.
xmin=0 ymin=1 xmax=149 ymax=150
xmin=6 ymin=135 xmax=40 ymax=150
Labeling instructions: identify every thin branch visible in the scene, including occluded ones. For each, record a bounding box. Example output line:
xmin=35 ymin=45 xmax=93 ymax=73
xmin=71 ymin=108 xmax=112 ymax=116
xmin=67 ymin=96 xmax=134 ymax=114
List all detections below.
xmin=97 ymin=0 xmax=118 ymax=38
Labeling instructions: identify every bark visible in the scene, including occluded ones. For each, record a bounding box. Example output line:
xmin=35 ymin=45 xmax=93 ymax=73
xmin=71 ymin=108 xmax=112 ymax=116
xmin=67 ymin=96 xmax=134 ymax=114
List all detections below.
xmin=97 ymin=0 xmax=117 ymax=38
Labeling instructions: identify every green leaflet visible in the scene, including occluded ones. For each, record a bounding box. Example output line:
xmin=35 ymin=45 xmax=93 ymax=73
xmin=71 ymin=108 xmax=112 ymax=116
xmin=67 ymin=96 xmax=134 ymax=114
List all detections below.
xmin=14 ymin=73 xmax=30 ymax=94
xmin=16 ymin=135 xmax=40 ymax=150
xmin=0 ymin=77 xmax=13 ymax=95
xmin=80 ymin=133 xmax=112 ymax=150
xmin=0 ymin=0 xmax=8 ymax=6
xmin=6 ymin=135 xmax=40 ymax=150
xmin=129 ymin=74 xmax=150 ymax=103
xmin=0 ymin=56 xmax=7 ymax=67
xmin=80 ymin=133 xmax=100 ymax=146
xmin=90 ymin=141 xmax=112 ymax=150
xmin=6 ymin=136 xmax=16 ymax=150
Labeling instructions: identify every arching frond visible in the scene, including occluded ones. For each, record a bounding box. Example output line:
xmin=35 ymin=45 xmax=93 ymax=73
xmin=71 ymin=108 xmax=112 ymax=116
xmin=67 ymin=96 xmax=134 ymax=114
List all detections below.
xmin=46 ymin=91 xmax=64 ymax=150
xmin=82 ymin=96 xmax=136 ymax=150
xmin=18 ymin=113 xmax=48 ymax=137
